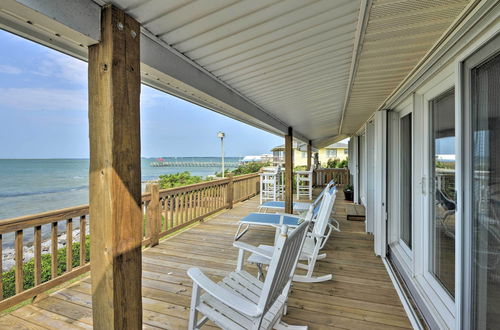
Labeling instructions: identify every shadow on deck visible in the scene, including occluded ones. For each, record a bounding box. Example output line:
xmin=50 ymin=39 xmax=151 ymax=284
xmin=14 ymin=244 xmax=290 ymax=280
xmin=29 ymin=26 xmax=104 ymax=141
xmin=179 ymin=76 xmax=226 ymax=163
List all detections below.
xmin=0 ymin=190 xmax=411 ymax=329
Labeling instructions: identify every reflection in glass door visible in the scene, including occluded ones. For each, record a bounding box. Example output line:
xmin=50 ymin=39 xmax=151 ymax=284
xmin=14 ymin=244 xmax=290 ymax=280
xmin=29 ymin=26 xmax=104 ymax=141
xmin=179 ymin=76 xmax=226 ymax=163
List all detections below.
xmin=400 ymin=114 xmax=412 ymax=248
xmin=430 ymin=89 xmax=456 ymax=297
xmin=470 ymin=52 xmax=500 ymax=329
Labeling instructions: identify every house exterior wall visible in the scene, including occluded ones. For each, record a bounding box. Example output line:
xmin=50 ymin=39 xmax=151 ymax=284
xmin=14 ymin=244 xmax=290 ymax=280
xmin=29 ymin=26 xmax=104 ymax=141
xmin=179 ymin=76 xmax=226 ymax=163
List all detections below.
xmin=318 ymin=148 xmax=348 ymax=164
xmin=272 ymin=147 xmax=347 ymax=167
xmin=348 ymin=2 xmax=500 ymax=328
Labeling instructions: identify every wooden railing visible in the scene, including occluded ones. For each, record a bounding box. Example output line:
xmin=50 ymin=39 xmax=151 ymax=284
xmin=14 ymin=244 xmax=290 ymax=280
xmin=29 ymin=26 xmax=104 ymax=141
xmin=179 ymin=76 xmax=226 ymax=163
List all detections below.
xmin=314 ymin=168 xmax=349 ymax=186
xmin=0 ymin=173 xmax=260 ymax=311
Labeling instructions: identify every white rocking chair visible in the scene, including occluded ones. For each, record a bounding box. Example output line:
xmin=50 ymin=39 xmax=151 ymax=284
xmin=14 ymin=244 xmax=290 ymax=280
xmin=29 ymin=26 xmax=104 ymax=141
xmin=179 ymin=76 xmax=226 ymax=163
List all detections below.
xmin=187 ymin=220 xmax=310 ymax=330
xmin=245 ymin=187 xmax=338 ymax=283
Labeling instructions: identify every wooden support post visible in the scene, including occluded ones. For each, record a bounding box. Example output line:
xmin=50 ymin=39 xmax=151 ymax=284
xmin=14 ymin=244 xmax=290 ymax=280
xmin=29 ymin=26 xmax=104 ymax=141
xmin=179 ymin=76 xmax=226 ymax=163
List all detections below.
xmin=307 ymin=141 xmax=312 ymax=170
xmin=285 ymin=128 xmax=294 ymax=214
xmin=88 ymin=5 xmax=142 ymax=329
xmin=313 ymin=152 xmax=319 ymax=186
xmin=146 ymin=183 xmax=160 ymax=246
xmin=227 ymin=174 xmax=234 ymax=209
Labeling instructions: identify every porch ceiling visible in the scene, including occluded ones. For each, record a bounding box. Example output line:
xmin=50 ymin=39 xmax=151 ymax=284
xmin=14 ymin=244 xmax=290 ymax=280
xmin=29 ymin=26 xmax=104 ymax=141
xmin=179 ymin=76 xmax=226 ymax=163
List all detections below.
xmin=340 ymin=0 xmax=471 ymax=135
xmin=0 ymin=0 xmax=473 ymax=146
xmin=106 ymin=0 xmax=361 ymax=142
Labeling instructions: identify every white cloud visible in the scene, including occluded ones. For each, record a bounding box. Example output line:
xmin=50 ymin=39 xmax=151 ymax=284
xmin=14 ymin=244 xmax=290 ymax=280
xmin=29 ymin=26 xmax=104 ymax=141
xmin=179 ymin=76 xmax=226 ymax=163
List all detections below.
xmin=0 ymin=87 xmax=87 ymax=111
xmin=0 ymin=64 xmax=22 ymax=74
xmin=33 ymin=53 xmax=87 ymax=86
xmin=140 ymin=85 xmax=169 ymax=108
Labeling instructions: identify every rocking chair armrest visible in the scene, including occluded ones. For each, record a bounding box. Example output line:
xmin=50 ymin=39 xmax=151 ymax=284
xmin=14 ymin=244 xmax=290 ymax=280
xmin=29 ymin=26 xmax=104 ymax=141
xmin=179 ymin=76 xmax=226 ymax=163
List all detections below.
xmin=187 ymin=267 xmax=262 ymax=317
xmin=233 ymin=242 xmax=273 ymax=260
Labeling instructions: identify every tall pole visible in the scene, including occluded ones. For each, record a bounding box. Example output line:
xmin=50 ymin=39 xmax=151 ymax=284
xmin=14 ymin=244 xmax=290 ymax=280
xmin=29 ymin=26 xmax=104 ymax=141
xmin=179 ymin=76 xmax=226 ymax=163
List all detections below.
xmin=285 ymin=128 xmax=294 ymax=214
xmin=218 ymin=132 xmax=225 ymax=177
xmin=221 ymin=136 xmax=225 ymax=178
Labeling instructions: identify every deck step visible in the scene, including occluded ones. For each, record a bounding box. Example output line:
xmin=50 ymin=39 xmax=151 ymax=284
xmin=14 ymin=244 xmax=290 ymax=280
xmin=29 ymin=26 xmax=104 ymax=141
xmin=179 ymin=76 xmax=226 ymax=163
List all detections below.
xmin=346 ymin=204 xmax=366 ymax=221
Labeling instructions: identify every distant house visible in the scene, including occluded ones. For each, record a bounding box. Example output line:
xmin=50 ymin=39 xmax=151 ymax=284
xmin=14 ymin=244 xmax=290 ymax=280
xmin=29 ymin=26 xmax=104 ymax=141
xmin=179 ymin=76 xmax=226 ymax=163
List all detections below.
xmin=271 ymin=142 xmax=348 ymax=167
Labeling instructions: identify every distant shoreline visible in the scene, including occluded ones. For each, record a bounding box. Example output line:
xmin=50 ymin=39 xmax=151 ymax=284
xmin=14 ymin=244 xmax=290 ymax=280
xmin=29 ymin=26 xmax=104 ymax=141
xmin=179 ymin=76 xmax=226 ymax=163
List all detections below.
xmin=0 ymin=156 xmax=245 ymax=160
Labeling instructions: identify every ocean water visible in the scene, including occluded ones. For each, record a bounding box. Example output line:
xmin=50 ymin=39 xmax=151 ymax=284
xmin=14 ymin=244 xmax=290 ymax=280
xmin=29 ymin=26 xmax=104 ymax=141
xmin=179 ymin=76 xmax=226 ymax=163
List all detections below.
xmin=0 ymin=158 xmax=240 ymax=220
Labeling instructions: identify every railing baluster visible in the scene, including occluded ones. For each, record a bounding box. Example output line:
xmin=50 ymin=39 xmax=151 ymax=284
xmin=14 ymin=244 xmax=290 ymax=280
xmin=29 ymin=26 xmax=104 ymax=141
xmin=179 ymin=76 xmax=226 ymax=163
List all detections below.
xmin=175 ymin=194 xmax=180 ymax=227
xmin=189 ymin=192 xmax=194 ymax=221
xmin=180 ymin=192 xmax=185 ymax=224
xmin=15 ymin=230 xmax=23 ymax=294
xmin=80 ymin=215 xmax=86 ymax=266
xmin=34 ymin=226 xmax=42 ymax=286
xmin=51 ymin=222 xmax=58 ymax=279
xmin=168 ymin=195 xmax=173 ymax=230
xmin=201 ymin=188 xmax=205 ymax=215
xmin=66 ymin=218 xmax=73 ymax=272
xmin=196 ymin=190 xmax=201 ymax=218
xmin=161 ymin=198 xmax=166 ymax=232
xmin=209 ymin=187 xmax=214 ymax=211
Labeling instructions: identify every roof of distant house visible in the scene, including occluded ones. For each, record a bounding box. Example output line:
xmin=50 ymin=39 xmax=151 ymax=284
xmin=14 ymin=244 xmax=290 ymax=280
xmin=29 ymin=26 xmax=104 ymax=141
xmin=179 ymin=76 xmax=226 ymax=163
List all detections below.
xmin=271 ymin=142 xmax=347 ymax=151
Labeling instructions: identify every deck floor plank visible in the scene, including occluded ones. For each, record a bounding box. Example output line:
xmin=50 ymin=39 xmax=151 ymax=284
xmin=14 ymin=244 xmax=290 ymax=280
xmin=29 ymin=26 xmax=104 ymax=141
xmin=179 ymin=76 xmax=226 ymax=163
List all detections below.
xmin=0 ymin=189 xmax=411 ymax=329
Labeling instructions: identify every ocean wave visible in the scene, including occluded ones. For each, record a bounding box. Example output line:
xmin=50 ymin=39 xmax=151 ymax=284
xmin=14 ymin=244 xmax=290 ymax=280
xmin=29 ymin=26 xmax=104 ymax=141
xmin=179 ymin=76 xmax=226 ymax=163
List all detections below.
xmin=0 ymin=186 xmax=88 ymax=198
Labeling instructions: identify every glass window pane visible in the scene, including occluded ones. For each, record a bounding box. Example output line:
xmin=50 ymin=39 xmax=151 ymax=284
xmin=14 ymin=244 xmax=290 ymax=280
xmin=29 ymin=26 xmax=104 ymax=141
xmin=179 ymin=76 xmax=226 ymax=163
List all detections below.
xmin=430 ymin=89 xmax=456 ymax=297
xmin=400 ymin=114 xmax=412 ymax=248
xmin=471 ymin=53 xmax=500 ymax=329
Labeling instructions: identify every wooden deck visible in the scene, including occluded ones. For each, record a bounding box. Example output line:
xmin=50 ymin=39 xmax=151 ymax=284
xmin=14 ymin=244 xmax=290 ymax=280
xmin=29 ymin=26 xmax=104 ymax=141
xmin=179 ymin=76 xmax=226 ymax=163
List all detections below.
xmin=0 ymin=190 xmax=411 ymax=329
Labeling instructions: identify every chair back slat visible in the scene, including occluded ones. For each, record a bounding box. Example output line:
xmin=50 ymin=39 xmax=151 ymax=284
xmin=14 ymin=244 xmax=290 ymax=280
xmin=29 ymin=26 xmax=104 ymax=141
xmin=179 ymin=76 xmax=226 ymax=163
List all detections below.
xmin=312 ymin=187 xmax=336 ymax=238
xmin=258 ymin=220 xmax=310 ymax=314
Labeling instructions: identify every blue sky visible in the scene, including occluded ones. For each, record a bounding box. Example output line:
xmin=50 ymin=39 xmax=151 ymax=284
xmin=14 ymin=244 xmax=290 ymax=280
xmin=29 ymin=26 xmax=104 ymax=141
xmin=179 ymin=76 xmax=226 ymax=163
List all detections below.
xmin=0 ymin=29 xmax=283 ymax=158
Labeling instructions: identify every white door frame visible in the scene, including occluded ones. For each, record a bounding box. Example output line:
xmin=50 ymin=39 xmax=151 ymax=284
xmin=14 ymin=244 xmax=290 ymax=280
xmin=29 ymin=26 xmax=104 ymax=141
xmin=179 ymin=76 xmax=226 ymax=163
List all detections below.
xmin=373 ymin=110 xmax=387 ymax=256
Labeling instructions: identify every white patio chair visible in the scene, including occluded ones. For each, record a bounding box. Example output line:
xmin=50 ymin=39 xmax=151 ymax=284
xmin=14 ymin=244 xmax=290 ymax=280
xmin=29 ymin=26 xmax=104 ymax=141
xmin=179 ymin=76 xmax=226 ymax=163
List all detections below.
xmin=235 ymin=184 xmax=337 ymax=241
xmin=260 ymin=167 xmax=280 ymax=205
xmin=258 ymin=180 xmax=335 ymax=214
xmin=296 ymin=167 xmax=313 ymax=200
xmin=187 ymin=220 xmax=310 ymax=330
xmin=246 ymin=187 xmax=338 ymax=283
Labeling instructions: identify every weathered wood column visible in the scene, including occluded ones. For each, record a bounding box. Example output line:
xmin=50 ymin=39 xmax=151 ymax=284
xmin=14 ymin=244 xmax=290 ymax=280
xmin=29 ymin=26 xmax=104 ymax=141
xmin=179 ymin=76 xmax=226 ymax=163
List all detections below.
xmin=285 ymin=128 xmax=294 ymax=214
xmin=306 ymin=140 xmax=312 ymax=170
xmin=88 ymin=5 xmax=142 ymax=329
xmin=227 ymin=173 xmax=234 ymax=209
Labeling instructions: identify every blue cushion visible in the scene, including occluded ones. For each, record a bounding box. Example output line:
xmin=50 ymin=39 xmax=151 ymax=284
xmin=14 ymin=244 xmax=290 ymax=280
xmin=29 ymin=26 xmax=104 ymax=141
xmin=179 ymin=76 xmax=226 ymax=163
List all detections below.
xmin=261 ymin=201 xmax=303 ymax=208
xmin=240 ymin=213 xmax=301 ymax=226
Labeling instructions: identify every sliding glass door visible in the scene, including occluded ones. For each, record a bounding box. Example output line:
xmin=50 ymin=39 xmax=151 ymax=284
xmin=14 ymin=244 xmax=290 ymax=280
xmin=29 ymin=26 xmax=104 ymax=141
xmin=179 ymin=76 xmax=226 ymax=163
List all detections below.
xmin=400 ymin=113 xmax=413 ymax=249
xmin=464 ymin=42 xmax=500 ymax=329
xmin=430 ymin=89 xmax=456 ymax=298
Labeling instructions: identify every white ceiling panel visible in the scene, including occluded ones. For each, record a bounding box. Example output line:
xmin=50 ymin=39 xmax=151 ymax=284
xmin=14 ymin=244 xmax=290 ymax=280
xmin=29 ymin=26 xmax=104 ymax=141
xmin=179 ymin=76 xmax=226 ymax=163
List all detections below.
xmin=340 ymin=0 xmax=470 ymax=134
xmin=108 ymin=0 xmax=361 ymax=141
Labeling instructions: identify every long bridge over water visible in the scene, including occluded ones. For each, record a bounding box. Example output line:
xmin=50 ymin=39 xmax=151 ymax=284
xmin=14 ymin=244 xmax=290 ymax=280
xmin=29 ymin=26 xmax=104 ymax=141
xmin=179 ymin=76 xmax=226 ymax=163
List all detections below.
xmin=150 ymin=161 xmax=241 ymax=167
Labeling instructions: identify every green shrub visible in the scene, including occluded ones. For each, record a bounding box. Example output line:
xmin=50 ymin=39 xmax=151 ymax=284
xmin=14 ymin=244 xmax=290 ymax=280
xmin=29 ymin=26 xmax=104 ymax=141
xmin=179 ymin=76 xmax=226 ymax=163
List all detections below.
xmin=216 ymin=162 xmax=270 ymax=177
xmin=326 ymin=158 xmax=348 ymax=169
xmin=158 ymin=171 xmax=206 ymax=189
xmin=2 ymin=238 xmax=90 ymax=299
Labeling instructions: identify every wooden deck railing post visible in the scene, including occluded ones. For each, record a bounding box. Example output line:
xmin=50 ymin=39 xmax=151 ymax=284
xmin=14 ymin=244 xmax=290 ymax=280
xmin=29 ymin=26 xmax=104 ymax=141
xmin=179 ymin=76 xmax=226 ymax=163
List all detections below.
xmin=146 ymin=183 xmax=161 ymax=246
xmin=285 ymin=128 xmax=294 ymax=214
xmin=227 ymin=174 xmax=234 ymax=209
xmin=88 ymin=5 xmax=142 ymax=329
xmin=307 ymin=141 xmax=312 ymax=170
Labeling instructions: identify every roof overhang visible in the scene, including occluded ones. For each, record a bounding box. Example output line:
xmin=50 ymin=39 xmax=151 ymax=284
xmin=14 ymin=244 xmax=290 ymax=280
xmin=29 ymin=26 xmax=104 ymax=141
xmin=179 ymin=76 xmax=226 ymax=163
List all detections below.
xmin=0 ymin=0 xmax=477 ymax=147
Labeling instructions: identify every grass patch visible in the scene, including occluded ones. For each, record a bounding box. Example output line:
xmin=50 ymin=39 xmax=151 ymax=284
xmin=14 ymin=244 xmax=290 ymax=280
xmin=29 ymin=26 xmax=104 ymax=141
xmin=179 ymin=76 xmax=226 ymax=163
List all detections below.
xmin=2 ymin=238 xmax=90 ymax=300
